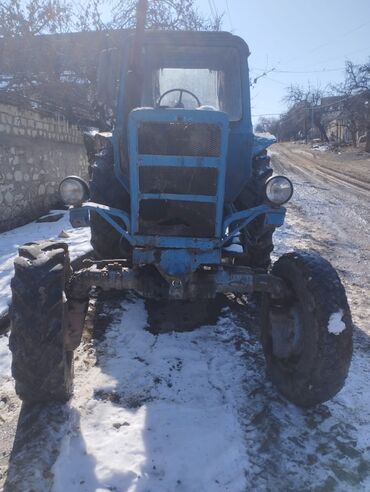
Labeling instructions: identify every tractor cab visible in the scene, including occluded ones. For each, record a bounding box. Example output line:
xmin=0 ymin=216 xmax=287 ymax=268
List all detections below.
xmin=139 ymin=38 xmax=243 ymax=120
xmin=99 ymin=31 xmax=254 ymax=202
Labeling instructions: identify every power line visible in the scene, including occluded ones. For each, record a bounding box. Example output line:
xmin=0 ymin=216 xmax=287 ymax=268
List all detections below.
xmin=251 ymin=67 xmax=277 ymax=87
xmin=252 ymin=112 xmax=282 ymax=117
xmin=301 ymin=45 xmax=370 ymax=70
xmin=207 ymin=0 xmax=216 ymax=18
xmin=281 ymin=19 xmax=370 ymax=68
xmin=274 ymin=68 xmax=344 ymax=74
xmin=225 ymin=0 xmax=233 ymax=31
xmin=251 ymin=67 xmax=345 ymax=80
xmin=252 ymin=94 xmax=355 ymax=118
xmin=306 ymin=20 xmax=370 ymax=56
xmin=265 ymin=76 xmax=286 ymax=86
xmin=208 ymin=0 xmax=219 ymax=19
xmin=211 ymin=0 xmax=219 ymax=16
xmin=251 ymin=20 xmax=370 ymax=86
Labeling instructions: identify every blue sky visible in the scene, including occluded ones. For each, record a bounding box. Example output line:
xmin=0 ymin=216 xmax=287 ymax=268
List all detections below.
xmin=198 ymin=0 xmax=370 ymax=122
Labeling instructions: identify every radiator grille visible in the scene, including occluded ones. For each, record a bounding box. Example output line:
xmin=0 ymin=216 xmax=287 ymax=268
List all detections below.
xmin=139 ymin=166 xmax=218 ymax=196
xmin=132 ymin=114 xmax=225 ymax=239
xmin=139 ymin=200 xmax=216 ymax=237
xmin=138 ymin=121 xmax=221 ymax=157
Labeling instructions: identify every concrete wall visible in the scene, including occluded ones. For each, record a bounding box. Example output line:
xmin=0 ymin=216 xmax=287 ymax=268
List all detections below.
xmin=0 ymin=103 xmax=88 ymax=232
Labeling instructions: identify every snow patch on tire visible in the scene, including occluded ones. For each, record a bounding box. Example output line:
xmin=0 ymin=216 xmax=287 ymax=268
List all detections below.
xmin=328 ymin=310 xmax=346 ymax=335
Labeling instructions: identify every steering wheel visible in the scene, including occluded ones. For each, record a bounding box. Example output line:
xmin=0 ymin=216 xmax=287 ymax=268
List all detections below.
xmin=157 ymin=88 xmax=201 ymax=109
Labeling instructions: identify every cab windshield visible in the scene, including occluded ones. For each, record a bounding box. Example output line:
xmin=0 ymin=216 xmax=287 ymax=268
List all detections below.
xmin=141 ymin=45 xmax=242 ymax=121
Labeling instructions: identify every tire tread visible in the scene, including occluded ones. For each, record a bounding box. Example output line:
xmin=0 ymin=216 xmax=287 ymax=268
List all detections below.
xmin=9 ymin=241 xmax=73 ymax=402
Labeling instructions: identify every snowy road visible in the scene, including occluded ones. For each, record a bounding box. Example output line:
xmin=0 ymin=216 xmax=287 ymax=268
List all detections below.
xmin=2 ymin=146 xmax=370 ymax=491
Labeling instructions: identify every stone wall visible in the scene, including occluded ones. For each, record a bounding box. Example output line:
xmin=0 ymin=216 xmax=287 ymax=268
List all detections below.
xmin=0 ymin=103 xmax=88 ymax=232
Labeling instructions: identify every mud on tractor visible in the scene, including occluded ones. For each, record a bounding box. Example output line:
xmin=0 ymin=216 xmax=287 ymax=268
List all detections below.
xmin=9 ymin=3 xmax=352 ymax=408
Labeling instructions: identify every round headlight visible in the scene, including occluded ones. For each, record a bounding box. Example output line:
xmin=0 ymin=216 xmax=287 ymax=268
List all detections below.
xmin=265 ymin=176 xmax=293 ymax=205
xmin=59 ymin=177 xmax=89 ymax=206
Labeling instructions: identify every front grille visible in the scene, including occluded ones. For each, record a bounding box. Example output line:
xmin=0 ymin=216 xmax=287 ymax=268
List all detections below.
xmin=138 ymin=121 xmax=221 ymax=157
xmin=139 ymin=200 xmax=216 ymax=237
xmin=138 ymin=164 xmax=219 ymax=237
xmin=132 ymin=113 xmax=225 ymax=238
xmin=139 ymin=166 xmax=218 ymax=196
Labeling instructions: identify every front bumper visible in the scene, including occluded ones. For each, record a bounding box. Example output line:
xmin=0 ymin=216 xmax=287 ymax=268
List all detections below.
xmin=69 ymin=201 xmax=286 ymax=247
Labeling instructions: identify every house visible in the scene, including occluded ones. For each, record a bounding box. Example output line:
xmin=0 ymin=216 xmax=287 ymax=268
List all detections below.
xmin=320 ymin=94 xmax=369 ymax=146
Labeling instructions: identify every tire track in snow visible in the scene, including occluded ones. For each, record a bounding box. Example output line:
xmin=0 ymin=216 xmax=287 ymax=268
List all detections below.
xmin=51 ymin=296 xmax=250 ymax=492
xmin=47 ymin=290 xmax=370 ymax=491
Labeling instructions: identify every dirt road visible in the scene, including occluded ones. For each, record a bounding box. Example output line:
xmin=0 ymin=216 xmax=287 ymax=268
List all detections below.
xmin=274 ymin=142 xmax=370 ymax=196
xmin=271 ymin=142 xmax=370 ymax=336
xmin=1 ymin=143 xmax=370 ymax=491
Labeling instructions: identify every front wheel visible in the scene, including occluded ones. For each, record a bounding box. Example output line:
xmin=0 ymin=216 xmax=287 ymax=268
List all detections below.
xmin=9 ymin=241 xmax=74 ymax=403
xmin=261 ymin=251 xmax=353 ymax=407
xmin=89 ymin=144 xmax=131 ymax=259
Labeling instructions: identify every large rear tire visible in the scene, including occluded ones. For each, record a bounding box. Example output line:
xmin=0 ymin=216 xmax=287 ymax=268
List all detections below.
xmin=9 ymin=241 xmax=74 ymax=403
xmin=261 ymin=251 xmax=353 ymax=407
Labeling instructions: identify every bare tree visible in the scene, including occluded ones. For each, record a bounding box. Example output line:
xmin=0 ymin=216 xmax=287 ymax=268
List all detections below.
xmin=110 ymin=0 xmax=222 ymax=31
xmin=0 ymin=0 xmax=222 ymax=122
xmin=0 ymin=0 xmax=221 ymax=34
xmin=345 ymin=60 xmax=370 ymax=92
xmin=73 ymin=0 xmax=109 ymax=31
xmin=276 ymin=104 xmax=308 ymax=142
xmin=329 ymin=93 xmax=368 ymax=147
xmin=284 ymin=84 xmax=329 ymax=142
xmin=254 ymin=116 xmax=280 ymax=137
xmin=0 ymin=0 xmax=72 ymax=36
xmin=335 ymin=60 xmax=370 ymax=151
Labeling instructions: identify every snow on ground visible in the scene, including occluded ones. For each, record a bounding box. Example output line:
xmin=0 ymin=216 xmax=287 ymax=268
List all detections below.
xmin=0 ymin=332 xmax=11 ymax=380
xmin=49 ymin=286 xmax=370 ymax=492
xmin=52 ymin=297 xmax=249 ymax=492
xmin=0 ymin=210 xmax=91 ymax=318
xmin=26 ymin=150 xmax=370 ymax=490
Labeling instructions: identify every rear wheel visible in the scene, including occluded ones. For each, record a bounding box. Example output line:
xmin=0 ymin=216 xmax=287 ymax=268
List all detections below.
xmin=9 ymin=241 xmax=74 ymax=403
xmin=261 ymin=251 xmax=353 ymax=407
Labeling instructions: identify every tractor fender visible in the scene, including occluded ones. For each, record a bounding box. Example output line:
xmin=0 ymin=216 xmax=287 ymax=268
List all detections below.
xmin=252 ymin=132 xmax=277 ymax=157
xmin=83 ymin=130 xmax=113 ymax=170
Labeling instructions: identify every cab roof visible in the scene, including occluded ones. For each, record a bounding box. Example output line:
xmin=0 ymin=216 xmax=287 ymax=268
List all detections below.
xmin=138 ymin=30 xmax=250 ymax=56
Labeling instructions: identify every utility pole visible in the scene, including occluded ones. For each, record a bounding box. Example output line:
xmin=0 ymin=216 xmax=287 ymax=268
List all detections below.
xmin=136 ymin=0 xmax=148 ymax=39
xmin=132 ymin=0 xmax=148 ymax=64
xmin=304 ymin=106 xmax=308 ymax=144
xmin=311 ymin=105 xmax=314 ymax=139
xmin=126 ymin=0 xmax=148 ymax=116
xmin=365 ymin=99 xmax=370 ymax=152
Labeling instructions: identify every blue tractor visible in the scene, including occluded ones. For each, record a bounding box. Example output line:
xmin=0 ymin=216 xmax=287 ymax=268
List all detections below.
xmin=9 ymin=3 xmax=352 ymax=407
